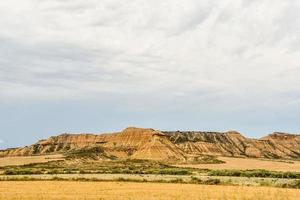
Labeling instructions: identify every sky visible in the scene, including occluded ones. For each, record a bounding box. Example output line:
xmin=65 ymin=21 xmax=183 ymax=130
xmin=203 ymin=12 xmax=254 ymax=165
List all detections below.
xmin=0 ymin=0 xmax=300 ymax=149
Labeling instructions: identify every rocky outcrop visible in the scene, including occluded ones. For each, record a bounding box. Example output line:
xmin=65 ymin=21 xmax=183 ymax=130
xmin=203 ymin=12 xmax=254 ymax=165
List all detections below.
xmin=0 ymin=127 xmax=299 ymax=161
xmin=165 ymin=130 xmax=300 ymax=159
xmin=261 ymin=132 xmax=300 ymax=157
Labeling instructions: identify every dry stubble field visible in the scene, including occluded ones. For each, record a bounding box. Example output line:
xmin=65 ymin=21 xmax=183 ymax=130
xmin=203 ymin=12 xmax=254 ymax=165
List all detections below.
xmin=176 ymin=157 xmax=300 ymax=172
xmin=0 ymin=181 xmax=299 ymax=200
xmin=0 ymin=155 xmax=64 ymax=167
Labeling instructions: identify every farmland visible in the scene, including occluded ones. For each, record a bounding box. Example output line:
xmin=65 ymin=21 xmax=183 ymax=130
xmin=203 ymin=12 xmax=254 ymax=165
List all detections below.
xmin=1 ymin=156 xmax=300 ymax=188
xmin=176 ymin=157 xmax=300 ymax=172
xmin=0 ymin=181 xmax=299 ymax=200
xmin=0 ymin=154 xmax=64 ymax=167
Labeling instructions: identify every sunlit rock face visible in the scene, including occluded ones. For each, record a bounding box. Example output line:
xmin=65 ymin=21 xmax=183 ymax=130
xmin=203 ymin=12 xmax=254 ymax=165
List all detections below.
xmin=1 ymin=127 xmax=299 ymax=161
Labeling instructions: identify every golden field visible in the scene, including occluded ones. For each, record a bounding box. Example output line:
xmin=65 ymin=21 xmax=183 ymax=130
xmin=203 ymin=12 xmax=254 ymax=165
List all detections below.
xmin=0 ymin=155 xmax=64 ymax=167
xmin=176 ymin=157 xmax=300 ymax=172
xmin=0 ymin=181 xmax=299 ymax=200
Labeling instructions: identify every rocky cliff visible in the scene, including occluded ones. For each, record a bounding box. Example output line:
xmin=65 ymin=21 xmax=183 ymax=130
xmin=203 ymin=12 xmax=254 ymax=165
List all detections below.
xmin=165 ymin=131 xmax=300 ymax=159
xmin=1 ymin=127 xmax=299 ymax=161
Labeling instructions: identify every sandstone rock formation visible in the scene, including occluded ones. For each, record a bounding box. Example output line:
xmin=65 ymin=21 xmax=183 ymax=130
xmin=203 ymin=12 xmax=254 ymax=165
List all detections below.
xmin=1 ymin=127 xmax=299 ymax=161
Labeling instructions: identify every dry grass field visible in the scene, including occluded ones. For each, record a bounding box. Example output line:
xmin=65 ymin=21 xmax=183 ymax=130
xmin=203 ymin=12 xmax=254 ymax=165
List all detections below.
xmin=0 ymin=173 xmax=298 ymax=187
xmin=0 ymin=155 xmax=64 ymax=167
xmin=0 ymin=181 xmax=299 ymax=200
xmin=176 ymin=157 xmax=300 ymax=172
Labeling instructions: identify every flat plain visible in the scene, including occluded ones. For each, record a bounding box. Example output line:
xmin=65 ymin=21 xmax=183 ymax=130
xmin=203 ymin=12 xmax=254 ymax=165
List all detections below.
xmin=1 ymin=154 xmax=300 ymax=199
xmin=0 ymin=181 xmax=299 ymax=200
xmin=0 ymin=154 xmax=64 ymax=167
xmin=176 ymin=157 xmax=300 ymax=172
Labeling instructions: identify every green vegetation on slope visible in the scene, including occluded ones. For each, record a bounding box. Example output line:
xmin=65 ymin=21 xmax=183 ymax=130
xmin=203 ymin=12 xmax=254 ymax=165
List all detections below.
xmin=0 ymin=159 xmax=192 ymax=176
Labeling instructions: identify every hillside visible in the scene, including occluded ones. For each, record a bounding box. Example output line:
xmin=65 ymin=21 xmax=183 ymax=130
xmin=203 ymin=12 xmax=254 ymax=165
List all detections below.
xmin=1 ymin=127 xmax=299 ymax=162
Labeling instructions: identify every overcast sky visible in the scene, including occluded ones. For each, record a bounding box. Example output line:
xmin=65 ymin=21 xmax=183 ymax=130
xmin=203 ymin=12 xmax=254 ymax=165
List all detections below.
xmin=1 ymin=0 xmax=300 ymax=148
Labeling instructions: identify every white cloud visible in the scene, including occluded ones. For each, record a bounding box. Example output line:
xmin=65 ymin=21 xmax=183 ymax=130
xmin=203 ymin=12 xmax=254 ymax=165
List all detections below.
xmin=0 ymin=0 xmax=299 ymax=111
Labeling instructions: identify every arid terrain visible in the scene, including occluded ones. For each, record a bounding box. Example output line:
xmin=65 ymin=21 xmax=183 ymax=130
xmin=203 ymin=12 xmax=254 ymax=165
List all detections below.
xmin=1 ymin=154 xmax=300 ymax=172
xmin=0 ymin=154 xmax=64 ymax=167
xmin=2 ymin=0 xmax=300 ymax=199
xmin=1 ymin=127 xmax=299 ymax=199
xmin=1 ymin=127 xmax=300 ymax=161
xmin=176 ymin=157 xmax=300 ymax=172
xmin=1 ymin=181 xmax=299 ymax=200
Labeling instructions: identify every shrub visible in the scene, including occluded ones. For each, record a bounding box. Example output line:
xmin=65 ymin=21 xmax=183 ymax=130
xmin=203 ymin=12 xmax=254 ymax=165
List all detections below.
xmin=292 ymin=180 xmax=300 ymax=188
xmin=169 ymin=178 xmax=183 ymax=183
xmin=158 ymin=169 xmax=190 ymax=175
xmin=208 ymin=169 xmax=300 ymax=179
xmin=204 ymin=178 xmax=221 ymax=185
xmin=4 ymin=170 xmax=17 ymax=175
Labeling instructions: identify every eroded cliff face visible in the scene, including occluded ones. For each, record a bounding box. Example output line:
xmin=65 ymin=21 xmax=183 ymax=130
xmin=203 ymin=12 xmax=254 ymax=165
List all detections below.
xmin=1 ymin=127 xmax=299 ymax=161
xmin=165 ymin=131 xmax=300 ymax=159
xmin=261 ymin=132 xmax=300 ymax=157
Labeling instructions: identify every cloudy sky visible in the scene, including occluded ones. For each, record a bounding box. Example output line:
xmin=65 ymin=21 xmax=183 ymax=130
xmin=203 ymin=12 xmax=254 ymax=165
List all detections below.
xmin=0 ymin=0 xmax=300 ymax=148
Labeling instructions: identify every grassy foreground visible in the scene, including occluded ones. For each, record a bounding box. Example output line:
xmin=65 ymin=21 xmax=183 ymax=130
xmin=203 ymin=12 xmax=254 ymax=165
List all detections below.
xmin=0 ymin=181 xmax=299 ymax=200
